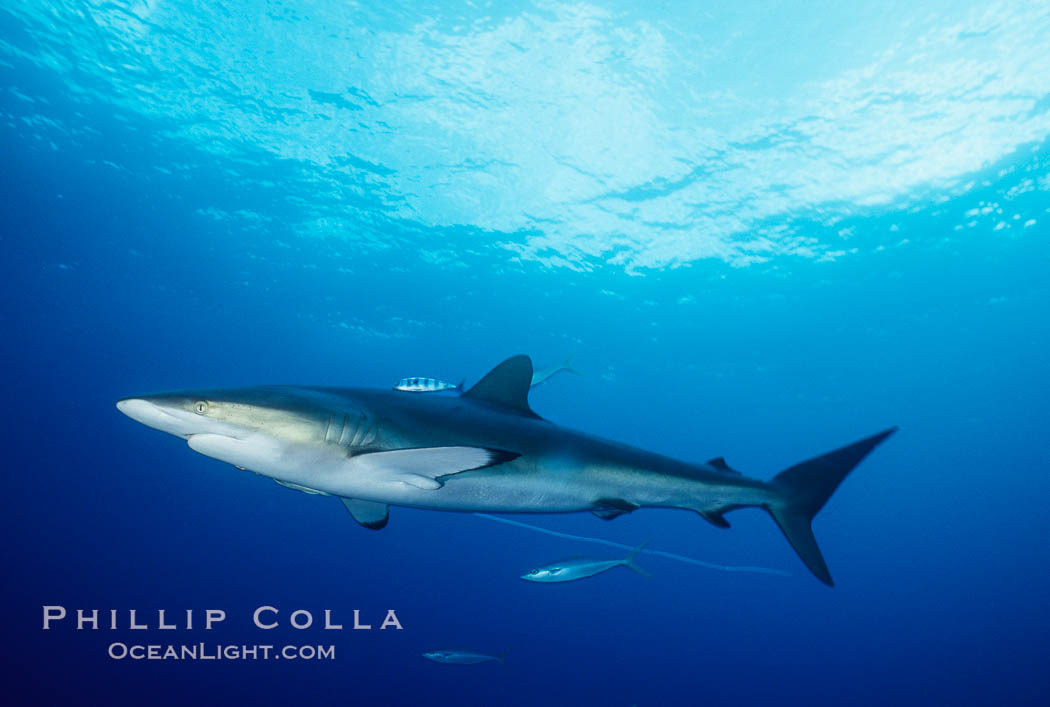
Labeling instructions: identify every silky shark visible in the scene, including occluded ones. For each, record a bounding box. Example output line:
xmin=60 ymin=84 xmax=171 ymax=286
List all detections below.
xmin=116 ymin=355 xmax=895 ymax=586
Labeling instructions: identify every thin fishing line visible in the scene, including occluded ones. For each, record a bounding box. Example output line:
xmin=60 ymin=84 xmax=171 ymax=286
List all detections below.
xmin=473 ymin=513 xmax=789 ymax=577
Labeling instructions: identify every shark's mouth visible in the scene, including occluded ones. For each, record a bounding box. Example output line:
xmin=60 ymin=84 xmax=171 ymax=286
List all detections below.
xmin=186 ymin=433 xmax=250 ymax=456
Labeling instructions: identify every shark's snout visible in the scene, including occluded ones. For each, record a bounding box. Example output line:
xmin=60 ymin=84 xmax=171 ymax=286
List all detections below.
xmin=117 ymin=397 xmax=170 ymax=425
xmin=116 ymin=396 xmax=197 ymax=437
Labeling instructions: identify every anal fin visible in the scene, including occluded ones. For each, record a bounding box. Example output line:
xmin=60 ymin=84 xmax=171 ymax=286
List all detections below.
xmin=591 ymin=498 xmax=639 ymax=520
xmin=700 ymin=510 xmax=731 ymax=528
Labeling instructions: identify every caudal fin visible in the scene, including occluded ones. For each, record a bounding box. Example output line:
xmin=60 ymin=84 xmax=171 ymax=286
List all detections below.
xmin=766 ymin=428 xmax=896 ymax=586
xmin=622 ymin=542 xmax=651 ymax=577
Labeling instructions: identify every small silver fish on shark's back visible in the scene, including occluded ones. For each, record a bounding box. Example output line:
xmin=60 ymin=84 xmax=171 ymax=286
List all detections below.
xmin=396 ymin=354 xmax=576 ymax=394
xmin=423 ymin=649 xmax=507 ymax=666
xmin=393 ymin=377 xmax=463 ymax=393
xmin=522 ymin=543 xmax=650 ymax=583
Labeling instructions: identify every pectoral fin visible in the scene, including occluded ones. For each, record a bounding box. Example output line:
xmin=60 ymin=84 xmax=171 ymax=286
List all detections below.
xmin=340 ymin=498 xmax=389 ymax=530
xmin=348 ymin=446 xmax=520 ymax=489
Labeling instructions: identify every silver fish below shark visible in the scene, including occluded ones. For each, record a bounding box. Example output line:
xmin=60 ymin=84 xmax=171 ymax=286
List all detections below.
xmin=522 ymin=543 xmax=649 ymax=583
xmin=423 ymin=650 xmax=507 ymax=666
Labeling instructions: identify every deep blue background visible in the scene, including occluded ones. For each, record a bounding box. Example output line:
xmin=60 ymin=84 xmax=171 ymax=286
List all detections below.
xmin=3 ymin=2 xmax=1049 ymax=705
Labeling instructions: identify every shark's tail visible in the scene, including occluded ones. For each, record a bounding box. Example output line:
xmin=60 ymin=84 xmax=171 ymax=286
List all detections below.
xmin=765 ymin=428 xmax=897 ymax=586
xmin=622 ymin=542 xmax=651 ymax=577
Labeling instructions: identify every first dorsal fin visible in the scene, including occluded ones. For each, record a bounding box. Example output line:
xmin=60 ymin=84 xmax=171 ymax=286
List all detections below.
xmin=462 ymin=355 xmax=540 ymax=418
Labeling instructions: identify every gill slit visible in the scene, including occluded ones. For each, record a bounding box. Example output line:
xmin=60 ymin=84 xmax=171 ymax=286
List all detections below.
xmin=337 ymin=414 xmax=350 ymax=447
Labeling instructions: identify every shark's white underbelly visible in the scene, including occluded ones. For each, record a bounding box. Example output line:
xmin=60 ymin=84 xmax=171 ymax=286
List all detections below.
xmin=187 ymin=431 xmax=769 ymax=513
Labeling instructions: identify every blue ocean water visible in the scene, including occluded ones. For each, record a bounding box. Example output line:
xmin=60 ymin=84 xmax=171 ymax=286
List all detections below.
xmin=2 ymin=1 xmax=1049 ymax=704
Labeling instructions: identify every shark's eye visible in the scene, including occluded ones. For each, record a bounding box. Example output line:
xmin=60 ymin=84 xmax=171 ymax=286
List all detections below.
xmin=194 ymin=401 xmax=209 ymax=415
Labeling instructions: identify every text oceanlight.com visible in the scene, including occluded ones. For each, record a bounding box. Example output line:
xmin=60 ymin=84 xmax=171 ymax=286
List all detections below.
xmin=108 ymin=643 xmax=335 ymax=661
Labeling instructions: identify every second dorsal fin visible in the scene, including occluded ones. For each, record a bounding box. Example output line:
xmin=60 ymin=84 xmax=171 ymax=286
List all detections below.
xmin=706 ymin=456 xmax=740 ymax=474
xmin=463 ymin=355 xmax=539 ymax=417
